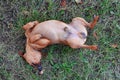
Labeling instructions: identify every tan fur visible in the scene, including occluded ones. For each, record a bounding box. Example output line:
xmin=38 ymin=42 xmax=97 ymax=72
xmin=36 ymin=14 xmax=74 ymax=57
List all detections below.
xmin=23 ymin=39 xmax=42 ymax=65
xmin=19 ymin=16 xmax=99 ymax=74
xmin=19 ymin=21 xmax=43 ymax=74
xmin=28 ymin=16 xmax=99 ymax=50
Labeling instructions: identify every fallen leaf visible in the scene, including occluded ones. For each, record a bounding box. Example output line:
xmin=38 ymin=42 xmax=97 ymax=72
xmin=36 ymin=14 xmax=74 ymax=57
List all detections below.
xmin=60 ymin=0 xmax=66 ymax=7
xmin=75 ymin=0 xmax=83 ymax=4
xmin=8 ymin=23 xmax=13 ymax=28
xmin=93 ymin=32 xmax=99 ymax=40
xmin=22 ymin=10 xmax=30 ymax=16
xmin=111 ymin=44 xmax=118 ymax=48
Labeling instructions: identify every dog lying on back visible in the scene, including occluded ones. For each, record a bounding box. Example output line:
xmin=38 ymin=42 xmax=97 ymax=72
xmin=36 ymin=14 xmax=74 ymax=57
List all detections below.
xmin=20 ymin=16 xmax=99 ymax=74
xmin=24 ymin=16 xmax=99 ymax=50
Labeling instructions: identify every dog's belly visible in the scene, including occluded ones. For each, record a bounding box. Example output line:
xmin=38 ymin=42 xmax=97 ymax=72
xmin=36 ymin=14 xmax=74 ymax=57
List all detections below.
xmin=32 ymin=20 xmax=69 ymax=43
xmin=41 ymin=30 xmax=66 ymax=43
xmin=42 ymin=31 xmax=60 ymax=43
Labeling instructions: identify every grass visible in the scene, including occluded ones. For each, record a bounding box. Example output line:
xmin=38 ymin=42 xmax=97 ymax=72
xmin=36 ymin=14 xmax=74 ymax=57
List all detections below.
xmin=0 ymin=0 xmax=120 ymax=80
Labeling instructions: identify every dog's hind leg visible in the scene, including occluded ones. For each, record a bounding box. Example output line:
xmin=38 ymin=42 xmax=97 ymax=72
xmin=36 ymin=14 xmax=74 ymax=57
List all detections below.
xmin=79 ymin=45 xmax=98 ymax=50
xmin=69 ymin=44 xmax=98 ymax=50
xmin=76 ymin=16 xmax=99 ymax=29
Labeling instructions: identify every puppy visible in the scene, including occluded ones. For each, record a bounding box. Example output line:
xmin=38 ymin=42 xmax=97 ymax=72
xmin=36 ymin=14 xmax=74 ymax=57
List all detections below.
xmin=20 ymin=16 xmax=99 ymax=74
xmin=24 ymin=16 xmax=99 ymax=50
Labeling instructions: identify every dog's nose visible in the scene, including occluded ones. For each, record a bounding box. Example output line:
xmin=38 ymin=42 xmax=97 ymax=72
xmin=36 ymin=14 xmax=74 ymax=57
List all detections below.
xmin=38 ymin=65 xmax=44 ymax=75
xmin=80 ymin=32 xmax=87 ymax=39
xmin=38 ymin=65 xmax=42 ymax=72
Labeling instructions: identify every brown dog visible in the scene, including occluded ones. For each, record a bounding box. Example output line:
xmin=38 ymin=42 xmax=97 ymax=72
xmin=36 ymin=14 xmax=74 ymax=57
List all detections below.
xmin=20 ymin=16 xmax=99 ymax=74
xmin=24 ymin=16 xmax=99 ymax=50
xmin=19 ymin=21 xmax=44 ymax=74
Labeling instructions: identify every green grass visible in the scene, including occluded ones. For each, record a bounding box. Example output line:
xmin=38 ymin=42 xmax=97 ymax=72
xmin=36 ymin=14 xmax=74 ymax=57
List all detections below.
xmin=0 ymin=0 xmax=120 ymax=80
